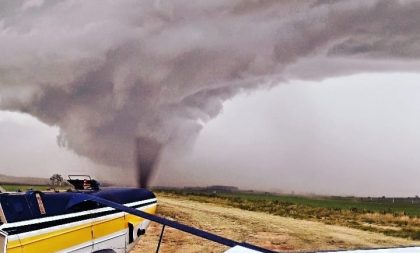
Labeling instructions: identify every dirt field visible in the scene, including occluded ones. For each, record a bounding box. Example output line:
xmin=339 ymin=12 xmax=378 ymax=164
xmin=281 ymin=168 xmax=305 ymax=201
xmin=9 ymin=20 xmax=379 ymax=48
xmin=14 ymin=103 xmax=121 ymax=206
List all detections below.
xmin=132 ymin=196 xmax=419 ymax=252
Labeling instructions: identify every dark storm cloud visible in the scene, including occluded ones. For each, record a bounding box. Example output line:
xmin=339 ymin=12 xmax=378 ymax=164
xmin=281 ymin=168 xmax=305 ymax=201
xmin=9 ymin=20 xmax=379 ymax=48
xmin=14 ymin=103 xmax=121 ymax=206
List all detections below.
xmin=1 ymin=0 xmax=420 ymax=184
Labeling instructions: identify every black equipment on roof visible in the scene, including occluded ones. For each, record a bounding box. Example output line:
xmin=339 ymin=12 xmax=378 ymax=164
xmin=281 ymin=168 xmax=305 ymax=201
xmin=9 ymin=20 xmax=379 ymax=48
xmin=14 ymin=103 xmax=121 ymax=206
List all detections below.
xmin=67 ymin=175 xmax=100 ymax=191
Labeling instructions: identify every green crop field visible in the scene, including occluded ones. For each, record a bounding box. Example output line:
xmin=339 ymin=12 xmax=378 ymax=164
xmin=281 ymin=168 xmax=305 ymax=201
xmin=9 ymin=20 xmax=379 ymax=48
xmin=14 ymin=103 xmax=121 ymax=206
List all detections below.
xmin=162 ymin=190 xmax=420 ymax=216
xmin=216 ymin=192 xmax=420 ymax=216
xmin=0 ymin=184 xmax=69 ymax=192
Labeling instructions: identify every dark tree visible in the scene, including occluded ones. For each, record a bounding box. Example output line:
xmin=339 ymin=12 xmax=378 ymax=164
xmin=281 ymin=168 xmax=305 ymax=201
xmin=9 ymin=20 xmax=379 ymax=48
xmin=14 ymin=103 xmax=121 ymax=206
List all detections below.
xmin=50 ymin=174 xmax=64 ymax=186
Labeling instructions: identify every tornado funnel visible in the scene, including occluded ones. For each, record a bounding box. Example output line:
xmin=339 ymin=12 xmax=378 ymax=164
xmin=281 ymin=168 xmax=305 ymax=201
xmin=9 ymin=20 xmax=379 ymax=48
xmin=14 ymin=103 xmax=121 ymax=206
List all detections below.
xmin=135 ymin=137 xmax=162 ymax=188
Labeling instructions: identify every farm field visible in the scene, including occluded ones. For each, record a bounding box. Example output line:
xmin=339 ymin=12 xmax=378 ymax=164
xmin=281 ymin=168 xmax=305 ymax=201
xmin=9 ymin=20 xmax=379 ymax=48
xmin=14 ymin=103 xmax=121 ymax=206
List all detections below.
xmin=154 ymin=190 xmax=420 ymax=240
xmin=133 ymin=194 xmax=420 ymax=252
xmin=164 ymin=190 xmax=420 ymax=216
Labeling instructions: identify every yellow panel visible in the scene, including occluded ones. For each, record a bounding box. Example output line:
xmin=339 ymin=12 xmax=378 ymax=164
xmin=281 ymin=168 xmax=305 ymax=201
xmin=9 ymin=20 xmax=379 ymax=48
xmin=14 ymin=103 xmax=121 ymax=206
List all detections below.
xmin=6 ymin=247 xmax=21 ymax=253
xmin=7 ymin=239 xmax=21 ymax=250
xmin=6 ymin=204 xmax=158 ymax=253
xmin=19 ymin=222 xmax=92 ymax=253
xmin=125 ymin=205 xmax=157 ymax=225
xmin=92 ymin=215 xmax=126 ymax=239
xmin=91 ymin=205 xmax=157 ymax=243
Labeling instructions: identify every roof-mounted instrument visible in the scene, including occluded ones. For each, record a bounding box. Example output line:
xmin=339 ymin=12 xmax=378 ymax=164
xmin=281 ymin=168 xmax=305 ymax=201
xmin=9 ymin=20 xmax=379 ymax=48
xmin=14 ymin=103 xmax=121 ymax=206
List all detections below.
xmin=67 ymin=175 xmax=100 ymax=191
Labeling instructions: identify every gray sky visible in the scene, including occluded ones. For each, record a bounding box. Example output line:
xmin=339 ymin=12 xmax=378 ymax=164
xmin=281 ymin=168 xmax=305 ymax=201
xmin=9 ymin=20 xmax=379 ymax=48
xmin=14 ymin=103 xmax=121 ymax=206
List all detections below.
xmin=2 ymin=73 xmax=420 ymax=196
xmin=0 ymin=111 xmax=100 ymax=177
xmin=1 ymin=0 xmax=420 ymax=195
xmin=156 ymin=73 xmax=420 ymax=196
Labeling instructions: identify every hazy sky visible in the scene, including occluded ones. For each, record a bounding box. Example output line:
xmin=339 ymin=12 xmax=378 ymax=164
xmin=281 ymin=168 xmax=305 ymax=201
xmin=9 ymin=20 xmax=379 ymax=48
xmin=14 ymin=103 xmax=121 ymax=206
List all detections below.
xmin=156 ymin=73 xmax=420 ymax=196
xmin=2 ymin=73 xmax=420 ymax=196
xmin=0 ymin=110 xmax=100 ymax=177
xmin=1 ymin=1 xmax=420 ymax=196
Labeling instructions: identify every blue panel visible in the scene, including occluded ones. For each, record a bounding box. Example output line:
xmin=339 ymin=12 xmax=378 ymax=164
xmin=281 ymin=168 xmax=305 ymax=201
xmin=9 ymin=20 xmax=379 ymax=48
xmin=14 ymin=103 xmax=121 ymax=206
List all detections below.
xmin=0 ymin=194 xmax=33 ymax=222
xmin=0 ymin=188 xmax=155 ymax=223
xmin=91 ymin=188 xmax=155 ymax=204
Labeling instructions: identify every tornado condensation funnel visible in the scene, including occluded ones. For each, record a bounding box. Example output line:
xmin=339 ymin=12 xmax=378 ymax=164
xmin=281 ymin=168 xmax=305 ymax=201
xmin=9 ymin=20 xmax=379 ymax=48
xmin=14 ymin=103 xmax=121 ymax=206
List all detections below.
xmin=135 ymin=137 xmax=162 ymax=188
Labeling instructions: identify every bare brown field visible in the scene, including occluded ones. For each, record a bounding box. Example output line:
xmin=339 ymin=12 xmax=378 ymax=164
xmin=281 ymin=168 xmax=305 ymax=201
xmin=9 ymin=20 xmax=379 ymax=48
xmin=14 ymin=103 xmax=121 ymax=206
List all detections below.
xmin=132 ymin=196 xmax=419 ymax=252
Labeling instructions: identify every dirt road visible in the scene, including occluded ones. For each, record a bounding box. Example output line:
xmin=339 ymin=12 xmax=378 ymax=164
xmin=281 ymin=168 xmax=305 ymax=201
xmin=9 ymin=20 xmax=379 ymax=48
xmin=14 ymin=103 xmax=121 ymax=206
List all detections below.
xmin=132 ymin=196 xmax=419 ymax=252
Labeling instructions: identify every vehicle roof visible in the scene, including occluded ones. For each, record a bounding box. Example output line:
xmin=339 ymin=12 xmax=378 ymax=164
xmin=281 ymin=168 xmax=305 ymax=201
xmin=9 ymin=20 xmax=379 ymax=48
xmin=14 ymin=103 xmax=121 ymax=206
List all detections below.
xmin=0 ymin=188 xmax=155 ymax=223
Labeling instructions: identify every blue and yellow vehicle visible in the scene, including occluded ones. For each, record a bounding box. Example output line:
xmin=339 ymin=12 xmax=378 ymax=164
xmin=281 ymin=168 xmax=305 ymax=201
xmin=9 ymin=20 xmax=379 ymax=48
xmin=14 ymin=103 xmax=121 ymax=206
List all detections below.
xmin=0 ymin=176 xmax=157 ymax=253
